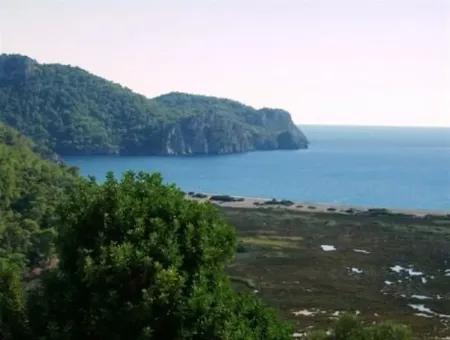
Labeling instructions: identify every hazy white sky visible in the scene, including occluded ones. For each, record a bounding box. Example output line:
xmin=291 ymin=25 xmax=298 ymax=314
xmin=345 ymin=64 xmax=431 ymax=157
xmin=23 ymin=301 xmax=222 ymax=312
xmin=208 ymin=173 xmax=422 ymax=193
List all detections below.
xmin=1 ymin=0 xmax=449 ymax=126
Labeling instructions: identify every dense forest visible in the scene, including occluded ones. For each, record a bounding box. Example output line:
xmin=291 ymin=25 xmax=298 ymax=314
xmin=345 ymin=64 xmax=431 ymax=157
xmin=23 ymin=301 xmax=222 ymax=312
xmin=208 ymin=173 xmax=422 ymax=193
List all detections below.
xmin=0 ymin=122 xmax=78 ymax=267
xmin=0 ymin=124 xmax=412 ymax=339
xmin=0 ymin=54 xmax=308 ymax=156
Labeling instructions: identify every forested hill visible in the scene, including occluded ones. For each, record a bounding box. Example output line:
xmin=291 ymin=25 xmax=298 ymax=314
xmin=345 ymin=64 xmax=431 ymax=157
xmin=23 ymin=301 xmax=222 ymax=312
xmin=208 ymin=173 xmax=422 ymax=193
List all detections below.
xmin=0 ymin=123 xmax=78 ymax=267
xmin=0 ymin=54 xmax=308 ymax=156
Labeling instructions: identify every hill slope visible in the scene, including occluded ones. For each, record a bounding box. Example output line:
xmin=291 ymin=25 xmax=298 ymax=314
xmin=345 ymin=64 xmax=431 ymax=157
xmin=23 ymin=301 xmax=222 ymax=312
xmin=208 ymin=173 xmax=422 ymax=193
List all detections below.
xmin=0 ymin=54 xmax=308 ymax=155
xmin=0 ymin=123 xmax=78 ymax=266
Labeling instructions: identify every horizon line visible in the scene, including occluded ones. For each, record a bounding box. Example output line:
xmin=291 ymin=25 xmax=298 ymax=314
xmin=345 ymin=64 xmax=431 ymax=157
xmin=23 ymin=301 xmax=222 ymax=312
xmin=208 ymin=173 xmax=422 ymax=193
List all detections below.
xmin=296 ymin=123 xmax=450 ymax=129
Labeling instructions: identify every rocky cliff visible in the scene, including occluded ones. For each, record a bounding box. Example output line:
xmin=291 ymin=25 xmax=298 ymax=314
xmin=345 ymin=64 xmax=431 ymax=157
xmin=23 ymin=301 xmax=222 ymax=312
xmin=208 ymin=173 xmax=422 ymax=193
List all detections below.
xmin=150 ymin=93 xmax=308 ymax=155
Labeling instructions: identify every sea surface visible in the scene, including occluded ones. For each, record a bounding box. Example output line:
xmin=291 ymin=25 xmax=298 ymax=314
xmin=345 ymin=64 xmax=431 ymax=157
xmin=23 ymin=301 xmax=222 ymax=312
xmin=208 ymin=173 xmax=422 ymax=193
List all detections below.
xmin=64 ymin=125 xmax=450 ymax=211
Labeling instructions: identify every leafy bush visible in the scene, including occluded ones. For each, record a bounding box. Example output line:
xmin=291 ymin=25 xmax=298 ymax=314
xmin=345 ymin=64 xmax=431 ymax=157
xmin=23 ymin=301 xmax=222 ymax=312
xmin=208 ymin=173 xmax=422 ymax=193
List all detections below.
xmin=306 ymin=314 xmax=412 ymax=340
xmin=0 ymin=259 xmax=28 ymax=340
xmin=0 ymin=123 xmax=78 ymax=267
xmin=27 ymin=172 xmax=292 ymax=339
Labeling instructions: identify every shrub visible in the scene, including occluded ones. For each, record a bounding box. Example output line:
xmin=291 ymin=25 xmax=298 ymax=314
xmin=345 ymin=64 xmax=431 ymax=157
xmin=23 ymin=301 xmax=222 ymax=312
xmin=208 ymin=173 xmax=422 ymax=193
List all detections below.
xmin=306 ymin=314 xmax=412 ymax=340
xmin=27 ymin=172 xmax=292 ymax=339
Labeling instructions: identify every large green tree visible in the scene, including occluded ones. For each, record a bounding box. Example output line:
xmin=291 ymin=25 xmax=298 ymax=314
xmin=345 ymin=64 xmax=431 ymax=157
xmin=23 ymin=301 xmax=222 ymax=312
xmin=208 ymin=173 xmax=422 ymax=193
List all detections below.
xmin=28 ymin=172 xmax=293 ymax=339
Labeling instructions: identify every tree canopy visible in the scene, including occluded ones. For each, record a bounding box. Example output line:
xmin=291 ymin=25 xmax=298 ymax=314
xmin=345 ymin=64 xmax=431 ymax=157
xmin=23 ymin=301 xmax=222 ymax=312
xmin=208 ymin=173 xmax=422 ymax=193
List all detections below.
xmin=24 ymin=172 xmax=293 ymax=339
xmin=0 ymin=122 xmax=78 ymax=267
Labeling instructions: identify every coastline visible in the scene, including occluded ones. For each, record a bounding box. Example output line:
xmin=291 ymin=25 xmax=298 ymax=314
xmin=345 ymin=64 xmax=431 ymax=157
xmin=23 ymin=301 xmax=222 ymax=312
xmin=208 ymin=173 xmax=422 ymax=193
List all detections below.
xmin=187 ymin=193 xmax=450 ymax=218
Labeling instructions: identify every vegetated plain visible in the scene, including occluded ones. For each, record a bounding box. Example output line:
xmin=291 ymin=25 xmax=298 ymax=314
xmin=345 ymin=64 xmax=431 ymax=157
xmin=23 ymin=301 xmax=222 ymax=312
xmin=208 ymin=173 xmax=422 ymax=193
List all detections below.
xmin=220 ymin=206 xmax=450 ymax=339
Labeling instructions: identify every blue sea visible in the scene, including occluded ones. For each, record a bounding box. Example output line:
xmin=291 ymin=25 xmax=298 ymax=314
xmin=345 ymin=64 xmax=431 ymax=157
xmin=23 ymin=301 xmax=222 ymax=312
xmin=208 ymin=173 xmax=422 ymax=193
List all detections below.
xmin=64 ymin=125 xmax=450 ymax=211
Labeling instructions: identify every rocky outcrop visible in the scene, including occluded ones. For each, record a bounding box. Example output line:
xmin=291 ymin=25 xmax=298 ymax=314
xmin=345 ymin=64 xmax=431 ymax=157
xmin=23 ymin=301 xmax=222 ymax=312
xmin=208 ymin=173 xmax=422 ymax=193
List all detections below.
xmin=159 ymin=112 xmax=307 ymax=155
xmin=119 ymin=110 xmax=308 ymax=155
xmin=150 ymin=93 xmax=308 ymax=155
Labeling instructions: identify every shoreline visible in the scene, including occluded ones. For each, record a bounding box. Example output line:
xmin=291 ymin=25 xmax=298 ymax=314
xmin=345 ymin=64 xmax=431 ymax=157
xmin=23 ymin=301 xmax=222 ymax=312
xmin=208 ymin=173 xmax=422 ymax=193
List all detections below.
xmin=187 ymin=193 xmax=450 ymax=218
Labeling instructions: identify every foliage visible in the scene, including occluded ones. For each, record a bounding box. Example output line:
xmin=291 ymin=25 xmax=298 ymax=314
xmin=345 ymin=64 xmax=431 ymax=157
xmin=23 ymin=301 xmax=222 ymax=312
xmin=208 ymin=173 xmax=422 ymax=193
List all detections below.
xmin=306 ymin=314 xmax=412 ymax=340
xmin=0 ymin=259 xmax=28 ymax=340
xmin=154 ymin=92 xmax=295 ymax=133
xmin=27 ymin=172 xmax=293 ymax=339
xmin=0 ymin=54 xmax=166 ymax=155
xmin=0 ymin=123 xmax=78 ymax=267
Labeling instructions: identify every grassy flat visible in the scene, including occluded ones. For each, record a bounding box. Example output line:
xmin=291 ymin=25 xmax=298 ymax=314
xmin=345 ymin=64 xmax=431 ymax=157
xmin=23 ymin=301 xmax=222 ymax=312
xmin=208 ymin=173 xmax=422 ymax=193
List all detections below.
xmin=221 ymin=207 xmax=450 ymax=339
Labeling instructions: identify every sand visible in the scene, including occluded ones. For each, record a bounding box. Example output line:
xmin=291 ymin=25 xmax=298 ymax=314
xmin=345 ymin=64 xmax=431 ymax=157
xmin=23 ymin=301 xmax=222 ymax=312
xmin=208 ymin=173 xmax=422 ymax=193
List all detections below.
xmin=187 ymin=193 xmax=450 ymax=218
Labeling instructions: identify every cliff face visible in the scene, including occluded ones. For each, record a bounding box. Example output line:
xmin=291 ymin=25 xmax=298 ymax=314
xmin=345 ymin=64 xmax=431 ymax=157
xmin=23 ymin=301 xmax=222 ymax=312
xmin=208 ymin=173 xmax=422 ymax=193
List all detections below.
xmin=157 ymin=111 xmax=307 ymax=155
xmin=150 ymin=93 xmax=308 ymax=155
xmin=0 ymin=54 xmax=308 ymax=156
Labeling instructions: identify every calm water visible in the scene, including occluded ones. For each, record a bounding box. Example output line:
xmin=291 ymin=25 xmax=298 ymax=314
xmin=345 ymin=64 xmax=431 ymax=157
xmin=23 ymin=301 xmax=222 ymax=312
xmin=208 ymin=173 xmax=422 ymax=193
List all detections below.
xmin=65 ymin=125 xmax=450 ymax=211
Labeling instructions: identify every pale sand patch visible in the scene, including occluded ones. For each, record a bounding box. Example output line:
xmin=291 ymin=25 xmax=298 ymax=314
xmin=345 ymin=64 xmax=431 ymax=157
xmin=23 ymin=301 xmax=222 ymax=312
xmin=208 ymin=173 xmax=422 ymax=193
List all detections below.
xmin=351 ymin=267 xmax=363 ymax=274
xmin=293 ymin=309 xmax=317 ymax=317
xmin=353 ymin=249 xmax=371 ymax=254
xmin=186 ymin=193 xmax=450 ymax=217
xmin=321 ymin=245 xmax=336 ymax=252
xmin=411 ymin=295 xmax=432 ymax=300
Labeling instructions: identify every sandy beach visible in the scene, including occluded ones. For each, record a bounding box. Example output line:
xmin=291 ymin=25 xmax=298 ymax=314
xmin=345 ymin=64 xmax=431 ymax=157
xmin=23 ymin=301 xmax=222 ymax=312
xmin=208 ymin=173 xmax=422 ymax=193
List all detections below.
xmin=187 ymin=193 xmax=450 ymax=218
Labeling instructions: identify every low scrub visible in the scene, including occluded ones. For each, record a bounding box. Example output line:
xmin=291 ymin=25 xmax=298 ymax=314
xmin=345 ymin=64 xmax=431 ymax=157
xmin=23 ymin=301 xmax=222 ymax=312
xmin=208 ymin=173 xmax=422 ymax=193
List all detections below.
xmin=307 ymin=314 xmax=412 ymax=340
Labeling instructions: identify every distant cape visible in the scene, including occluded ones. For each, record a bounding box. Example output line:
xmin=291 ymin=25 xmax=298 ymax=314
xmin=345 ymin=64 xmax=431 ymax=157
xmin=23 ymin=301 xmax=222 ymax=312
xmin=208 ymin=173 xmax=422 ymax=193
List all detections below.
xmin=0 ymin=54 xmax=308 ymax=156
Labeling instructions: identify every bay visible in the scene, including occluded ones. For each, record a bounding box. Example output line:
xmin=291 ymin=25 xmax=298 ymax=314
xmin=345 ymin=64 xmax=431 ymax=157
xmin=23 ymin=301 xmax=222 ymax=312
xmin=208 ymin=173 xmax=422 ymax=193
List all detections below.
xmin=64 ymin=125 xmax=450 ymax=211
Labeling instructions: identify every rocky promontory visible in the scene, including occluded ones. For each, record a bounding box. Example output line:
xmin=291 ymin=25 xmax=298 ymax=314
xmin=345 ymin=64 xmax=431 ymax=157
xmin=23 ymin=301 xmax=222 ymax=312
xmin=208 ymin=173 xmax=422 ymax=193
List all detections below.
xmin=0 ymin=54 xmax=308 ymax=156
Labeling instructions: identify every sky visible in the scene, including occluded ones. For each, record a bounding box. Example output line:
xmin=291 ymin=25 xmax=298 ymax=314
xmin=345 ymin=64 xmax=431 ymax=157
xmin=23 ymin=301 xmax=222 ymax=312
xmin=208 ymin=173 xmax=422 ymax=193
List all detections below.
xmin=0 ymin=0 xmax=449 ymax=127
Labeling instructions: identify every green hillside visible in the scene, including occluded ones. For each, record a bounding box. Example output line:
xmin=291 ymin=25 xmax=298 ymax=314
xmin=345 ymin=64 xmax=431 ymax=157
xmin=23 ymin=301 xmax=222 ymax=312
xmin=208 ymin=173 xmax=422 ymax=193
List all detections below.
xmin=0 ymin=123 xmax=78 ymax=267
xmin=0 ymin=54 xmax=308 ymax=156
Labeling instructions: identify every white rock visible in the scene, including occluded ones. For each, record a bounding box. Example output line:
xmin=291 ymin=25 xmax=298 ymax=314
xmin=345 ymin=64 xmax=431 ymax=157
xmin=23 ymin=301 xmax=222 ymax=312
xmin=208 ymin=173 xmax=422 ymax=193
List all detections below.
xmin=390 ymin=265 xmax=423 ymax=276
xmin=292 ymin=332 xmax=305 ymax=338
xmin=411 ymin=295 xmax=432 ymax=300
xmin=293 ymin=309 xmax=316 ymax=317
xmin=408 ymin=304 xmax=450 ymax=319
xmin=406 ymin=268 xmax=423 ymax=276
xmin=353 ymin=249 xmax=371 ymax=254
xmin=408 ymin=304 xmax=434 ymax=314
xmin=391 ymin=265 xmax=404 ymax=273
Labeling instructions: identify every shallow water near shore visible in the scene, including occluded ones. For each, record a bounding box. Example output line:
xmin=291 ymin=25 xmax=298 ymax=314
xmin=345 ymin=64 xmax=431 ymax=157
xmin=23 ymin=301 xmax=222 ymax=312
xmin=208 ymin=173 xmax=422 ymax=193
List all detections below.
xmin=64 ymin=125 xmax=450 ymax=211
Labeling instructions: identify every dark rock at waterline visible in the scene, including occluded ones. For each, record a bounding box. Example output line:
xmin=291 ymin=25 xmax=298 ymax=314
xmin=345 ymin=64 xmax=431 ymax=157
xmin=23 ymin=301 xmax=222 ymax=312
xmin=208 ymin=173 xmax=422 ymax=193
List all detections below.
xmin=209 ymin=195 xmax=245 ymax=202
xmin=263 ymin=198 xmax=295 ymax=206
